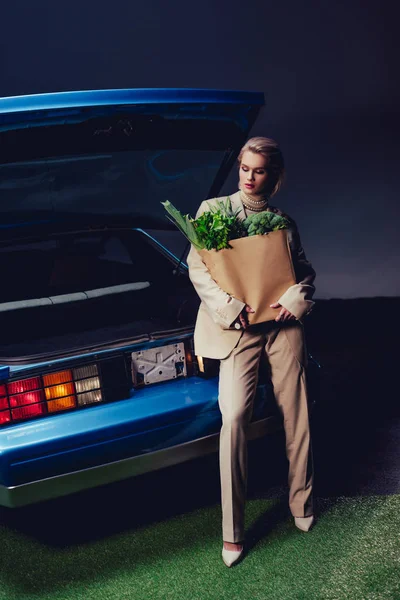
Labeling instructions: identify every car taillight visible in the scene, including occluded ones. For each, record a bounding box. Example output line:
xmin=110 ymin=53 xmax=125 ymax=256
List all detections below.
xmin=0 ymin=384 xmax=8 ymax=410
xmin=47 ymin=395 xmax=76 ymax=413
xmin=0 ymin=384 xmax=10 ymax=424
xmin=0 ymin=363 xmax=103 ymax=426
xmin=12 ymin=403 xmax=47 ymax=420
xmin=77 ymin=390 xmax=102 ymax=405
xmin=6 ymin=376 xmax=47 ymax=421
xmin=9 ymin=389 xmax=44 ymax=407
xmin=8 ymin=376 xmax=42 ymax=395
xmin=43 ymin=370 xmax=72 ymax=388
xmin=0 ymin=411 xmax=11 ymax=425
xmin=43 ymin=370 xmax=76 ymax=413
xmin=73 ymin=365 xmax=102 ymax=406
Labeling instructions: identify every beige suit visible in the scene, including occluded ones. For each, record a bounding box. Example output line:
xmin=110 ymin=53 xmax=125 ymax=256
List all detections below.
xmin=187 ymin=191 xmax=316 ymax=359
xmin=187 ymin=190 xmax=316 ymax=542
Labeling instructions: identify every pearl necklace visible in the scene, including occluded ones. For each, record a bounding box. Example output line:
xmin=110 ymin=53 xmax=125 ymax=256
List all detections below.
xmin=239 ymin=189 xmax=269 ymax=212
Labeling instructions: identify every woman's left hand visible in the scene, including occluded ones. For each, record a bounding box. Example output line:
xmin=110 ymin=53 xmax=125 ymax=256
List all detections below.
xmin=270 ymin=302 xmax=297 ymax=322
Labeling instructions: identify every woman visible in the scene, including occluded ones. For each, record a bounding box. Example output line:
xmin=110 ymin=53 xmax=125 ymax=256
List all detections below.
xmin=186 ymin=137 xmax=316 ymax=567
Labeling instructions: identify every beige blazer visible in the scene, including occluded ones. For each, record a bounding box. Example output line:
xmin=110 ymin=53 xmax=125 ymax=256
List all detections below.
xmin=186 ymin=190 xmax=316 ymax=360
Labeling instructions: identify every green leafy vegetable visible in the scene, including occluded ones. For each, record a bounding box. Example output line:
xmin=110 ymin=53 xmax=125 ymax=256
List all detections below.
xmin=194 ymin=197 xmax=246 ymax=250
xmin=161 ymin=199 xmax=289 ymax=251
xmin=243 ymin=211 xmax=289 ymax=236
xmin=161 ymin=200 xmax=202 ymax=250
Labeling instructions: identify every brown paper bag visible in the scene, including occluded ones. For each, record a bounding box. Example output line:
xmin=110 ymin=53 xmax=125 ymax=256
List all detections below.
xmin=198 ymin=230 xmax=296 ymax=325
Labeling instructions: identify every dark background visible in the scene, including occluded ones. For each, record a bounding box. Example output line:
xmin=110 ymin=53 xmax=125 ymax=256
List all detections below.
xmin=1 ymin=0 xmax=399 ymax=300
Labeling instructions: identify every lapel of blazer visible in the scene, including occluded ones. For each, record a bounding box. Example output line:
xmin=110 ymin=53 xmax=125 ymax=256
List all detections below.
xmin=229 ymin=190 xmax=246 ymax=221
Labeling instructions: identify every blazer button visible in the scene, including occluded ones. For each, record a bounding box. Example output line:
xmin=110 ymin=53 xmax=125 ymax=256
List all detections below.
xmin=234 ymin=322 xmax=241 ymax=330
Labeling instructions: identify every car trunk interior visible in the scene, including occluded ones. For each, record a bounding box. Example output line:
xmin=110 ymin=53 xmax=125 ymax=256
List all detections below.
xmin=0 ymin=228 xmax=198 ymax=360
xmin=0 ymin=91 xmax=266 ymax=361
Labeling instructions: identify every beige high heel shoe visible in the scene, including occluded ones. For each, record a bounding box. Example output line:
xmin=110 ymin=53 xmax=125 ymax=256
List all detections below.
xmin=294 ymin=515 xmax=315 ymax=532
xmin=222 ymin=545 xmax=244 ymax=567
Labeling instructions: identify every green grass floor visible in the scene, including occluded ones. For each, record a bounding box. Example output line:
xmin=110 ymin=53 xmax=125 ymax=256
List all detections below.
xmin=1 ymin=490 xmax=399 ymax=600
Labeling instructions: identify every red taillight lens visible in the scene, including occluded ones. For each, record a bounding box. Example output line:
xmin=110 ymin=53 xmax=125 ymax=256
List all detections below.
xmin=0 ymin=389 xmax=8 ymax=410
xmin=12 ymin=403 xmax=47 ymax=421
xmin=7 ymin=377 xmax=42 ymax=395
xmin=9 ymin=390 xmax=44 ymax=407
xmin=1 ymin=377 xmax=46 ymax=423
xmin=0 ymin=410 xmax=11 ymax=425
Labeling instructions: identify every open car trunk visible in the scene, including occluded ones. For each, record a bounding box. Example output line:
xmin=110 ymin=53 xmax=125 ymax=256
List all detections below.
xmin=0 ymin=89 xmax=264 ymax=362
xmin=0 ymin=228 xmax=199 ymax=361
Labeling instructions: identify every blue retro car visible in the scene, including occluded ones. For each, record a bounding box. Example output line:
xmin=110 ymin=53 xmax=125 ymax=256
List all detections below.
xmin=0 ymin=88 xmax=286 ymax=508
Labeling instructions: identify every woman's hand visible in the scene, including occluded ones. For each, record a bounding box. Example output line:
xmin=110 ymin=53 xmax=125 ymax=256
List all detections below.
xmin=233 ymin=305 xmax=255 ymax=330
xmin=270 ymin=302 xmax=297 ymax=323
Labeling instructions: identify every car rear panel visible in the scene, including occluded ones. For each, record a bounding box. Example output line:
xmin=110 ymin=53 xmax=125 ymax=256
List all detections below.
xmin=0 ymin=375 xmax=221 ymax=488
xmin=0 ymin=89 xmax=269 ymax=506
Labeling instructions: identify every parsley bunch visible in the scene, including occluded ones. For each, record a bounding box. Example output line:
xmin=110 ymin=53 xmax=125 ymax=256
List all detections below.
xmin=194 ymin=198 xmax=246 ymax=250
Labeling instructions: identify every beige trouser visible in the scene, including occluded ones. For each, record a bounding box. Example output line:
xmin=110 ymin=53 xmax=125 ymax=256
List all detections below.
xmin=218 ymin=320 xmax=314 ymax=543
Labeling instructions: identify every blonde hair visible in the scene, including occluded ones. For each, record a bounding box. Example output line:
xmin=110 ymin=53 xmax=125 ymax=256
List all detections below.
xmin=237 ymin=136 xmax=285 ymax=197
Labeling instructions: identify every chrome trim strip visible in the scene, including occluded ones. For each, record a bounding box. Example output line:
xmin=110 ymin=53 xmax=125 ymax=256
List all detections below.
xmin=0 ymin=282 xmax=151 ymax=312
xmin=6 ymin=328 xmax=194 ymax=372
xmin=0 ymin=416 xmax=279 ymax=508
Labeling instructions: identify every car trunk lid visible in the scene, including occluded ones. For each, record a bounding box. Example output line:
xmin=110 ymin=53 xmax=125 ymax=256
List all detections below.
xmin=0 ymin=88 xmax=264 ymax=362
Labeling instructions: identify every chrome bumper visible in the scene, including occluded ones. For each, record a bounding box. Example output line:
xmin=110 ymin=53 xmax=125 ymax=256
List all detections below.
xmin=0 ymin=416 xmax=279 ymax=508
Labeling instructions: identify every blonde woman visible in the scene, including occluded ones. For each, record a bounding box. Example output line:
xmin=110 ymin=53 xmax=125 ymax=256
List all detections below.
xmin=186 ymin=137 xmax=316 ymax=567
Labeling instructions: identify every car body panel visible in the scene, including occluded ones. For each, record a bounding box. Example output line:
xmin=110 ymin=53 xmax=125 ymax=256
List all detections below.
xmin=0 ymin=376 xmax=220 ymax=487
xmin=0 ymin=88 xmax=269 ymax=506
xmin=0 ymin=88 xmax=265 ymax=118
xmin=0 ymin=88 xmax=264 ymax=226
xmin=0 ymin=415 xmax=278 ymax=508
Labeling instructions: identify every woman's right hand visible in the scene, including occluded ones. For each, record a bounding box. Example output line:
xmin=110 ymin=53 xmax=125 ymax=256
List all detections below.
xmin=236 ymin=305 xmax=255 ymax=329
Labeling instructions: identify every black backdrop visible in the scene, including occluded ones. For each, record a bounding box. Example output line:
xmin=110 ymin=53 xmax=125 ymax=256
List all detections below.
xmin=1 ymin=0 xmax=399 ymax=299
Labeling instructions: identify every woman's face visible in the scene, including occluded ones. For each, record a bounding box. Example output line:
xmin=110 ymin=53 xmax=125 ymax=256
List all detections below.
xmin=239 ymin=150 xmax=269 ymax=196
